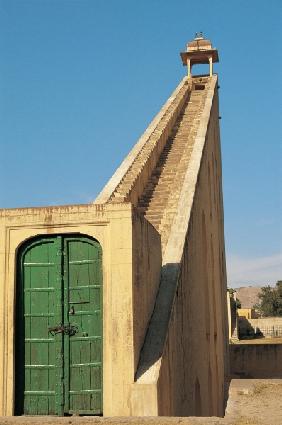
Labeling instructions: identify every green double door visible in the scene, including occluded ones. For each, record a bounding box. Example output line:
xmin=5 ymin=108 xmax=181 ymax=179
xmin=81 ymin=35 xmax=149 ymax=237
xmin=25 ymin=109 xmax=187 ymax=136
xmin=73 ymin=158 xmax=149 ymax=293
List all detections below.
xmin=16 ymin=235 xmax=102 ymax=416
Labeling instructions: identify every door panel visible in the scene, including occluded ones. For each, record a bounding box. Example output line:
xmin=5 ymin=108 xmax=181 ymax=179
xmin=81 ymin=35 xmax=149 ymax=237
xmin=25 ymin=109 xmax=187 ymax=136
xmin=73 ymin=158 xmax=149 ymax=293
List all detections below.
xmin=16 ymin=238 xmax=62 ymax=415
xmin=16 ymin=235 xmax=102 ymax=416
xmin=65 ymin=238 xmax=102 ymax=414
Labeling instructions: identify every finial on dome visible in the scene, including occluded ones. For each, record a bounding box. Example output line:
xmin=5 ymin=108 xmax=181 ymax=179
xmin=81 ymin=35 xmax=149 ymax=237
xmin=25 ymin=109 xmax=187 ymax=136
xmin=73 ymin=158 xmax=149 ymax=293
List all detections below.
xmin=194 ymin=31 xmax=204 ymax=40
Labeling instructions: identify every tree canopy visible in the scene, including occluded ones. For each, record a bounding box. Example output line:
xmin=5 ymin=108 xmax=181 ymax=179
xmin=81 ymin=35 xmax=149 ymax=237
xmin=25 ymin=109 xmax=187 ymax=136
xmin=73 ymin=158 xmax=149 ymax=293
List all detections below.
xmin=255 ymin=281 xmax=282 ymax=317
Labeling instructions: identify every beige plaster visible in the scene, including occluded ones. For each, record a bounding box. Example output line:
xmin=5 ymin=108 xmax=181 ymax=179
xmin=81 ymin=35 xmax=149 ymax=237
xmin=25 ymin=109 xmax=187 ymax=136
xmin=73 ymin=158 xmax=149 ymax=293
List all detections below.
xmin=131 ymin=76 xmax=228 ymax=416
xmin=230 ymin=344 xmax=282 ymax=378
xmin=0 ymin=204 xmax=161 ymax=416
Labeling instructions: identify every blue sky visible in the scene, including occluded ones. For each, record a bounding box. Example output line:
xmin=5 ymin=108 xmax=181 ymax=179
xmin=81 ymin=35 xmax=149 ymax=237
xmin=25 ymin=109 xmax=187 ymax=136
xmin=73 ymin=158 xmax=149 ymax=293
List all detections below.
xmin=0 ymin=0 xmax=281 ymax=286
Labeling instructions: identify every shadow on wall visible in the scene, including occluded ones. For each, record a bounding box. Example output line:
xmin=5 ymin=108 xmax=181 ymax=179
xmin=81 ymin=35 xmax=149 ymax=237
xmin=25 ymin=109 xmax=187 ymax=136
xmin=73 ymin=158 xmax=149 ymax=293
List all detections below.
xmin=238 ymin=317 xmax=282 ymax=339
xmin=135 ymin=257 xmax=227 ymax=417
xmin=135 ymin=262 xmax=180 ymax=379
xmin=195 ymin=377 xmax=202 ymax=416
xmin=238 ymin=317 xmax=260 ymax=339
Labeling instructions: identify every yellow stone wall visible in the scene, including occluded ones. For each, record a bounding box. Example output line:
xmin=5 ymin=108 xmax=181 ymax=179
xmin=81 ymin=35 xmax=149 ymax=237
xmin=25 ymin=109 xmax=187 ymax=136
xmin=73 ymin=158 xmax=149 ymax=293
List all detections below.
xmin=157 ymin=90 xmax=228 ymax=416
xmin=132 ymin=211 xmax=162 ymax=372
xmin=0 ymin=203 xmax=161 ymax=416
xmin=130 ymin=78 xmax=228 ymax=417
xmin=230 ymin=343 xmax=282 ymax=378
xmin=237 ymin=308 xmax=256 ymax=319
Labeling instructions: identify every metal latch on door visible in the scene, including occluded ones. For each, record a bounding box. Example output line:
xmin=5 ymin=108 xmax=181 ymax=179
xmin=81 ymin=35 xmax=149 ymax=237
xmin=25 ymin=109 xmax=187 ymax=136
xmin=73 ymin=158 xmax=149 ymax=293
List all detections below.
xmin=48 ymin=324 xmax=79 ymax=336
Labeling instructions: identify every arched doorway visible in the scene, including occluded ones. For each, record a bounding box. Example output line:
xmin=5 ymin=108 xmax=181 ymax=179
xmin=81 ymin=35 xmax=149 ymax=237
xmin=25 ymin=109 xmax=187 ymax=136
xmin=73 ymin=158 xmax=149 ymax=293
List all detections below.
xmin=15 ymin=235 xmax=103 ymax=416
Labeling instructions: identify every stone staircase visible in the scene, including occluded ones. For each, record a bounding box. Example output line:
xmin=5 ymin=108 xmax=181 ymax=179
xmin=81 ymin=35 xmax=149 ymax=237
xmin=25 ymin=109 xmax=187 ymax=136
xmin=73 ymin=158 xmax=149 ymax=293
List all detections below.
xmin=108 ymin=80 xmax=189 ymax=204
xmin=97 ymin=76 xmax=211 ymax=252
xmin=137 ymin=80 xmax=209 ymax=250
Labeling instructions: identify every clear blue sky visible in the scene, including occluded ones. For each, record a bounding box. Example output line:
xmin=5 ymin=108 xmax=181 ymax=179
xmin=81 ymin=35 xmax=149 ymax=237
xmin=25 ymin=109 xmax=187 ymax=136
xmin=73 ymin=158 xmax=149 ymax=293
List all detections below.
xmin=0 ymin=0 xmax=281 ymax=286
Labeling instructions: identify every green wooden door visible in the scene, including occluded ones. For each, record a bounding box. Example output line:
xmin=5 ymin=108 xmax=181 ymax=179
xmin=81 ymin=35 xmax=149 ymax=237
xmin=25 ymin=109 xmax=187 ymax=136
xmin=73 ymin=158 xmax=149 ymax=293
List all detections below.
xmin=63 ymin=237 xmax=103 ymax=414
xmin=16 ymin=235 xmax=102 ymax=416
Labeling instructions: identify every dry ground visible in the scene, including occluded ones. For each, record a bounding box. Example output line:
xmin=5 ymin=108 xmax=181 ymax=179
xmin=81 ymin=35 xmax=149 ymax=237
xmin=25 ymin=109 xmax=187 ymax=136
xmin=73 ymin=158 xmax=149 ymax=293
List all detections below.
xmin=225 ymin=379 xmax=282 ymax=425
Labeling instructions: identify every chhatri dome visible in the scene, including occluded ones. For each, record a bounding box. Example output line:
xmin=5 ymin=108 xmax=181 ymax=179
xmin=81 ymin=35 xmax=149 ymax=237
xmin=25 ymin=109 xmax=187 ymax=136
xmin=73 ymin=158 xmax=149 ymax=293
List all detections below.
xmin=180 ymin=32 xmax=219 ymax=77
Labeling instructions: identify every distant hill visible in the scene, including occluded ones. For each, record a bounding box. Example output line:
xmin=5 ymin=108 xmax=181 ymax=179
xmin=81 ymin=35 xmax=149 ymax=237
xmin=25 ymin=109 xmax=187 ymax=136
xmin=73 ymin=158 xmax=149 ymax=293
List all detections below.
xmin=235 ymin=286 xmax=262 ymax=308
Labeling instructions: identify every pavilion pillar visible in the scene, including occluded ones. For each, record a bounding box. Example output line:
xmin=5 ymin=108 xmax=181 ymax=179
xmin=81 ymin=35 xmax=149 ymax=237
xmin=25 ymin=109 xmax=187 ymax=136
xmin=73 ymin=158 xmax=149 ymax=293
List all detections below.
xmin=209 ymin=56 xmax=213 ymax=76
xmin=187 ymin=59 xmax=191 ymax=78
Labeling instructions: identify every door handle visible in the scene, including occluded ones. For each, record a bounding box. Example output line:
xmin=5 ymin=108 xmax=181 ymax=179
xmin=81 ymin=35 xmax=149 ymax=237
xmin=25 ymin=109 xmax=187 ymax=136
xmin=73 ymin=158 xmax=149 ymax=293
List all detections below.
xmin=48 ymin=324 xmax=64 ymax=336
xmin=48 ymin=324 xmax=79 ymax=336
xmin=64 ymin=324 xmax=79 ymax=336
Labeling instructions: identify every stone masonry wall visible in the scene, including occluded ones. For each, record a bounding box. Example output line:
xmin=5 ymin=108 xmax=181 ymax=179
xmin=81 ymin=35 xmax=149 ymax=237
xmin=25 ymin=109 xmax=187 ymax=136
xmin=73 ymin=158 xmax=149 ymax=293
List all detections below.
xmin=230 ymin=344 xmax=282 ymax=378
xmin=157 ymin=89 xmax=228 ymax=417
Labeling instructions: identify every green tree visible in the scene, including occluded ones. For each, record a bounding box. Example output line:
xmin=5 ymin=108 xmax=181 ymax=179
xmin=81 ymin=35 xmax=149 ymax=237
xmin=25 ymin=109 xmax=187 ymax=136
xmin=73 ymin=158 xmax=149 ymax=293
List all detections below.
xmin=255 ymin=281 xmax=282 ymax=317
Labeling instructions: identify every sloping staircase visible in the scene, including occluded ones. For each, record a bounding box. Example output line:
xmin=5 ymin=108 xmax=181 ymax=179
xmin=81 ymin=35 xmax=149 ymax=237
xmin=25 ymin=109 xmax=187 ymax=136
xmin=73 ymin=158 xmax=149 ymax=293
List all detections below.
xmin=137 ymin=80 xmax=209 ymax=250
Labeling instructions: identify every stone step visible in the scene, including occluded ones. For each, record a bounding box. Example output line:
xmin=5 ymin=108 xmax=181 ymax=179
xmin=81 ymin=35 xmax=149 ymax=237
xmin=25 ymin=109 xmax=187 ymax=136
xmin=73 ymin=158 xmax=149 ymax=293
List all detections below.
xmin=136 ymin=84 xmax=207 ymax=250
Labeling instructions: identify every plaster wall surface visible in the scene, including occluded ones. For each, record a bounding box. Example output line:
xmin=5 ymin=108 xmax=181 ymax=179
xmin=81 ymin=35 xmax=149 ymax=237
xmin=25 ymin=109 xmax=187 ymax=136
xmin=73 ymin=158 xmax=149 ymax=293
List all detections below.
xmin=237 ymin=308 xmax=257 ymax=319
xmin=157 ymin=88 xmax=228 ymax=417
xmin=130 ymin=77 xmax=228 ymax=417
xmin=0 ymin=204 xmax=160 ymax=416
xmin=248 ymin=317 xmax=282 ymax=328
xmin=238 ymin=317 xmax=282 ymax=338
xmin=132 ymin=212 xmax=162 ymax=371
xmin=230 ymin=344 xmax=282 ymax=378
xmin=227 ymin=296 xmax=238 ymax=341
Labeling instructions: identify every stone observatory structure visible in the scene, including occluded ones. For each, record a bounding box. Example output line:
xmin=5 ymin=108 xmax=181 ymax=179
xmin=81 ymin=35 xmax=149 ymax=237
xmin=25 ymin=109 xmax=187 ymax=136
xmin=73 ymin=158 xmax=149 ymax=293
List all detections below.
xmin=0 ymin=34 xmax=228 ymax=417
